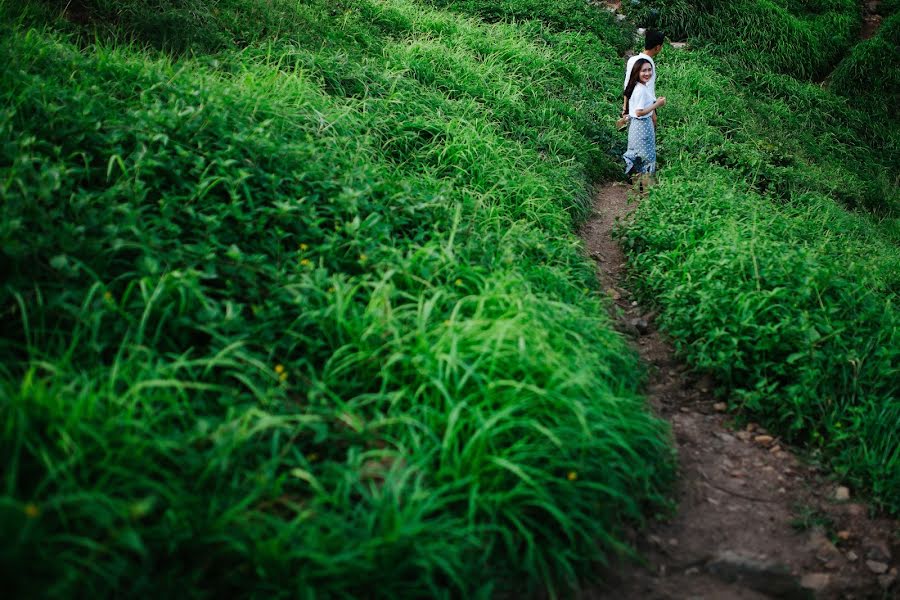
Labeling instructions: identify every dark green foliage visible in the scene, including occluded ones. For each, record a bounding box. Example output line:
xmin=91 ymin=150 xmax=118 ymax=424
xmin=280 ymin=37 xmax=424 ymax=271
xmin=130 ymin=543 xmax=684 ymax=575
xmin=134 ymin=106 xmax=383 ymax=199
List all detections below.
xmin=831 ymin=12 xmax=900 ymax=100
xmin=422 ymin=0 xmax=634 ymax=51
xmin=625 ymin=0 xmax=859 ymax=80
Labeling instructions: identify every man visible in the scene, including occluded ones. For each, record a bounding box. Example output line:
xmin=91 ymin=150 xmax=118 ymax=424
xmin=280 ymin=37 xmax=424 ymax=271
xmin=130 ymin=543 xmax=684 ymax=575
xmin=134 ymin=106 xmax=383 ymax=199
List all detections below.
xmin=621 ymin=29 xmax=664 ymax=129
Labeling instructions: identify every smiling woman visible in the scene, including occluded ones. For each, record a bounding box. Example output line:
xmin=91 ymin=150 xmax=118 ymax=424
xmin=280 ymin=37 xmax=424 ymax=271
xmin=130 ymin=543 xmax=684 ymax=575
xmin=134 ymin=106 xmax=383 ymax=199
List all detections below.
xmin=622 ymin=58 xmax=667 ymax=192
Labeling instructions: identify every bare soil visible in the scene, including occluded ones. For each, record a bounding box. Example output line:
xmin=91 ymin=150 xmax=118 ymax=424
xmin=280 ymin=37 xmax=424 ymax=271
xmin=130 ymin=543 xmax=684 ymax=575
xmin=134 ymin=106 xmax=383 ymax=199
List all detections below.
xmin=862 ymin=1 xmax=883 ymax=41
xmin=578 ymin=182 xmax=899 ymax=599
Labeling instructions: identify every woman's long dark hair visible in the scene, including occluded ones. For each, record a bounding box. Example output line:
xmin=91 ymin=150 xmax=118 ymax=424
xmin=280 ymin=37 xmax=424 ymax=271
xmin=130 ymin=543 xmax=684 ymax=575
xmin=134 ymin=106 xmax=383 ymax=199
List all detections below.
xmin=623 ymin=58 xmax=651 ymax=114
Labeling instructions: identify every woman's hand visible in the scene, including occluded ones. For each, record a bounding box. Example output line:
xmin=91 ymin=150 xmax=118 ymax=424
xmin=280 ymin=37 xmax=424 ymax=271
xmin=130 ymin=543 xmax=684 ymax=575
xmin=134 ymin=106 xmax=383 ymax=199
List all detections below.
xmin=656 ymin=96 xmax=667 ymax=107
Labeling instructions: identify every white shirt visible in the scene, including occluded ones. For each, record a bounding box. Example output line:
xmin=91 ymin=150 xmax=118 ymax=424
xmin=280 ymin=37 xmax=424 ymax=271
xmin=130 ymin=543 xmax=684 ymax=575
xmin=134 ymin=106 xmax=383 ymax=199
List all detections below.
xmin=628 ymin=83 xmax=655 ymax=119
xmin=624 ymin=53 xmax=656 ymax=97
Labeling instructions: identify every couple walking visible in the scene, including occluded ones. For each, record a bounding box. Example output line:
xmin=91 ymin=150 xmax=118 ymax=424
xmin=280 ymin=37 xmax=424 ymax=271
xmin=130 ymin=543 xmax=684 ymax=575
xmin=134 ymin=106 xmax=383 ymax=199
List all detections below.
xmin=620 ymin=30 xmax=666 ymax=193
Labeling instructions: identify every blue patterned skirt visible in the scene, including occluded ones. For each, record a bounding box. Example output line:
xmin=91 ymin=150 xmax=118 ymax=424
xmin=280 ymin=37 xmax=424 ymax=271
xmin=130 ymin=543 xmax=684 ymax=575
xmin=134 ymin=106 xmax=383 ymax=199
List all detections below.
xmin=623 ymin=116 xmax=656 ymax=175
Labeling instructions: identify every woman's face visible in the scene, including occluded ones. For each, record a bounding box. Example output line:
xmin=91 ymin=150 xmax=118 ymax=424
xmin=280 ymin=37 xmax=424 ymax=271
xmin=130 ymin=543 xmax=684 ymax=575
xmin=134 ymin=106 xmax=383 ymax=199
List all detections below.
xmin=639 ymin=64 xmax=653 ymax=83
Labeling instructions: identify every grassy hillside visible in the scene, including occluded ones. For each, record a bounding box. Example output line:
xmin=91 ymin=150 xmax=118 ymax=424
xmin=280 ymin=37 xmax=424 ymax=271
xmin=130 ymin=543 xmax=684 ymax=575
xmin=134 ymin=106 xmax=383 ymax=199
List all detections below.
xmin=0 ymin=0 xmax=673 ymax=596
xmin=617 ymin=1 xmax=900 ymax=512
xmin=2 ymin=0 xmax=898 ymax=595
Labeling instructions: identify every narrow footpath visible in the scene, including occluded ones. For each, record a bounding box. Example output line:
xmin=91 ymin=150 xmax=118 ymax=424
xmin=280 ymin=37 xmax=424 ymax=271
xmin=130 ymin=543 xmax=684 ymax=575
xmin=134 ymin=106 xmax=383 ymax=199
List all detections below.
xmin=579 ymin=183 xmax=898 ymax=600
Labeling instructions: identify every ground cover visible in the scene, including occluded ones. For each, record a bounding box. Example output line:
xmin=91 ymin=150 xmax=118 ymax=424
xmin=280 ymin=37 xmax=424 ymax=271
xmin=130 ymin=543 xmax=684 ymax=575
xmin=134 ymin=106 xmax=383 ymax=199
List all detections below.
xmin=616 ymin=1 xmax=900 ymax=513
xmin=0 ymin=0 xmax=675 ymax=596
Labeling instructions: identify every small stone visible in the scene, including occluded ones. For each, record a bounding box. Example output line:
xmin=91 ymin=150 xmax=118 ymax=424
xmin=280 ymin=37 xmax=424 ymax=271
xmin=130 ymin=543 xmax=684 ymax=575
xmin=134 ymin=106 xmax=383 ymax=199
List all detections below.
xmin=846 ymin=550 xmax=858 ymax=561
xmin=834 ymin=486 xmax=851 ymax=501
xmin=800 ymin=572 xmax=831 ymax=592
xmin=705 ymin=551 xmax=799 ymax=597
xmin=736 ymin=431 xmax=752 ymax=441
xmin=769 ymin=444 xmax=782 ymax=453
xmin=631 ymin=300 xmax=638 ymax=306
xmin=716 ymin=432 xmax=735 ymax=443
xmin=808 ymin=529 xmax=842 ymax=563
xmin=864 ymin=539 xmax=892 ymax=562
xmin=824 ymin=558 xmax=844 ymax=570
xmin=668 ymin=538 xmax=678 ymax=546
xmin=754 ymin=435 xmax=774 ymax=445
xmin=629 ymin=317 xmax=650 ymax=334
xmin=609 ymin=289 xmax=621 ymax=300
xmin=844 ymin=503 xmax=866 ymax=517
xmin=836 ymin=530 xmax=851 ymax=541
xmin=708 ymin=496 xmax=720 ymax=505
xmin=866 ymin=560 xmax=889 ymax=574
xmin=670 ymin=41 xmax=688 ymax=49
xmin=684 ymin=566 xmax=700 ymax=576
xmin=713 ymin=402 xmax=727 ymax=412
xmin=746 ymin=423 xmax=758 ymax=432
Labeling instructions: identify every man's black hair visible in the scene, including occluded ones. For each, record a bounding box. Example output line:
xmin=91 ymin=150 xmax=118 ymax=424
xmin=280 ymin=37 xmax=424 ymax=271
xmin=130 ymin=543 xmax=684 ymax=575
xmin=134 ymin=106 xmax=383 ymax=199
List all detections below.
xmin=644 ymin=29 xmax=665 ymax=50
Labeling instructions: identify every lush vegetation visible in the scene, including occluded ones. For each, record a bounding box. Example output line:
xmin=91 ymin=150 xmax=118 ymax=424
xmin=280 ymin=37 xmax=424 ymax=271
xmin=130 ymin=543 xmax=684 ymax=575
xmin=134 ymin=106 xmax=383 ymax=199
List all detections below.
xmin=2 ymin=0 xmax=898 ymax=596
xmin=617 ymin=0 xmax=900 ymax=512
xmin=1 ymin=0 xmax=674 ymax=596
xmin=624 ymin=0 xmax=860 ymax=79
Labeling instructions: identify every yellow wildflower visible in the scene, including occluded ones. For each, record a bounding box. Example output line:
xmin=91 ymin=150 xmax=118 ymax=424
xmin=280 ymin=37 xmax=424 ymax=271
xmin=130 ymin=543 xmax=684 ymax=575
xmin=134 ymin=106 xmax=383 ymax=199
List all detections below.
xmin=328 ymin=287 xmax=335 ymax=294
xmin=24 ymin=503 xmax=40 ymax=518
xmin=299 ymin=243 xmax=309 ymax=251
xmin=300 ymin=258 xmax=311 ymax=267
xmin=279 ymin=372 xmax=288 ymax=382
xmin=307 ymin=452 xmax=320 ymax=462
xmin=567 ymin=471 xmax=578 ymax=481
xmin=454 ymin=279 xmax=463 ymax=286
xmin=103 ymin=291 xmax=113 ymax=302
xmin=274 ymin=364 xmax=285 ymax=374
xmin=359 ymin=253 xmax=368 ymax=263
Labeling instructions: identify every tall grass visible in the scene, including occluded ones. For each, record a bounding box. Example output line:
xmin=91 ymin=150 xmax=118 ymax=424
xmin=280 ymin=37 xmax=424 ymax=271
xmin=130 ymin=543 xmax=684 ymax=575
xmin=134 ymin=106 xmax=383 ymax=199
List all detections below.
xmin=616 ymin=35 xmax=900 ymax=512
xmin=625 ymin=0 xmax=859 ymax=80
xmin=0 ymin=0 xmax=674 ymax=595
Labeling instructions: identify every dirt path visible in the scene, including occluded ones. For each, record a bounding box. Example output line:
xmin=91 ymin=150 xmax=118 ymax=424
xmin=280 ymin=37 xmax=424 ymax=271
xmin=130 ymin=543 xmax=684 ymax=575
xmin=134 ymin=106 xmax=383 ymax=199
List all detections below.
xmin=578 ymin=183 xmax=898 ymax=599
xmin=862 ymin=0 xmax=883 ymax=40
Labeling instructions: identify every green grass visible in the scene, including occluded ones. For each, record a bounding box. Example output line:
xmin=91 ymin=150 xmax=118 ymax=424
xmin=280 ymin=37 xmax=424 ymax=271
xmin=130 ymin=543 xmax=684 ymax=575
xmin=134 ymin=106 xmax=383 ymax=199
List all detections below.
xmin=831 ymin=10 xmax=900 ymax=99
xmin=0 ymin=0 xmax=674 ymax=596
xmin=616 ymin=31 xmax=900 ymax=513
xmin=625 ymin=0 xmax=859 ymax=80
xmin=3 ymin=0 xmax=899 ymax=595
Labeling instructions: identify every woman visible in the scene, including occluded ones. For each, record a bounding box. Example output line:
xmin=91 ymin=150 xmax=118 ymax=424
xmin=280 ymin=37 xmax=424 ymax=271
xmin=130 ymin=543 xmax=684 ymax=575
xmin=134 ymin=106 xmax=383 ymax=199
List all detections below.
xmin=622 ymin=58 xmax=666 ymax=193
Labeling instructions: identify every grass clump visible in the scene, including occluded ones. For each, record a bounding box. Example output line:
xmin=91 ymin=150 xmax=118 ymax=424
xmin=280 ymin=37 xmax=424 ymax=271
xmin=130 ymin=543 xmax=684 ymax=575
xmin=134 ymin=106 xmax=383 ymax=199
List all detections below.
xmin=626 ymin=0 xmax=859 ymax=80
xmin=0 ymin=0 xmax=674 ymax=596
xmin=830 ymin=9 xmax=900 ymax=100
